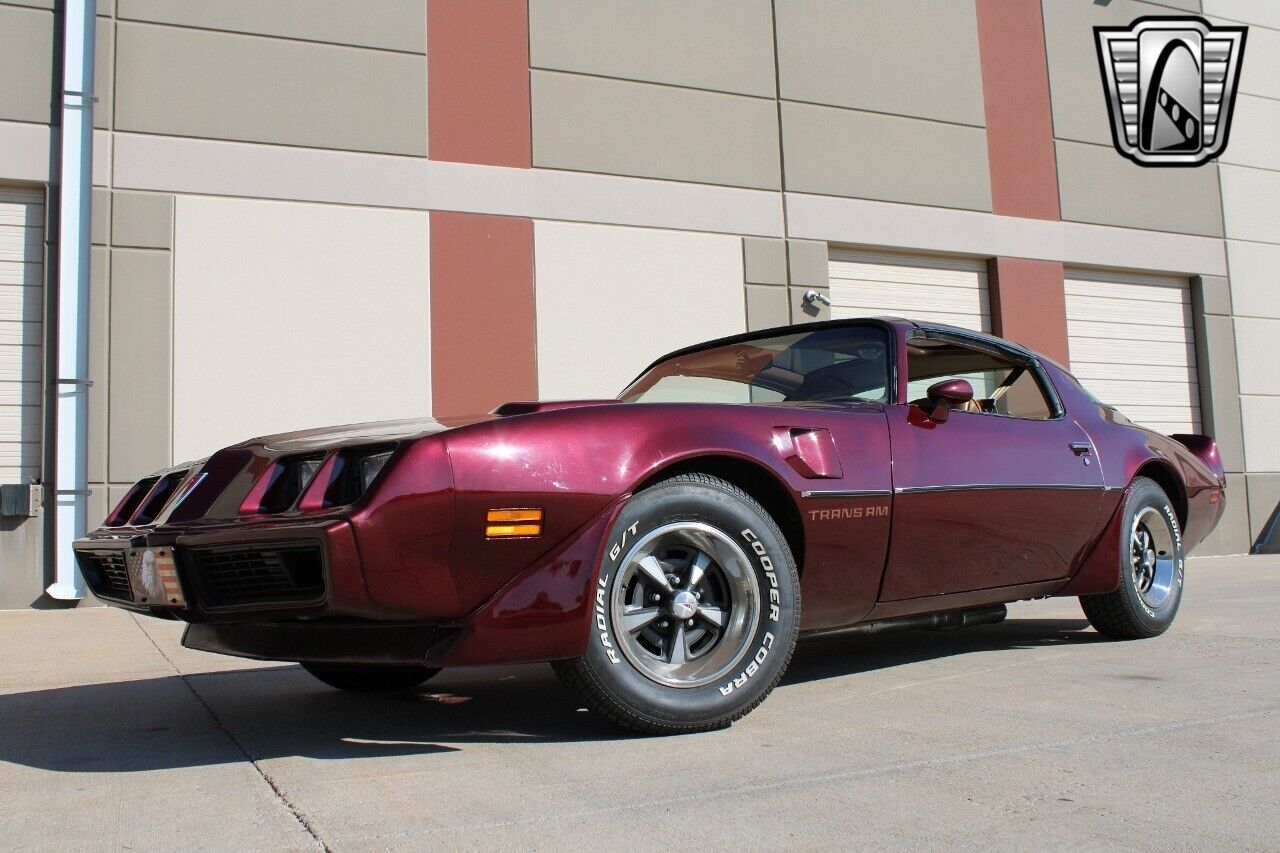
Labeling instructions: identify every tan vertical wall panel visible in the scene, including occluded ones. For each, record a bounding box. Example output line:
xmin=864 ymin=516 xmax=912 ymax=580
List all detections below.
xmin=87 ymin=246 xmax=110 ymax=485
xmin=108 ymin=250 xmax=173 ymax=481
xmin=94 ymin=18 xmax=114 ymax=131
xmin=0 ymin=5 xmax=57 ymax=125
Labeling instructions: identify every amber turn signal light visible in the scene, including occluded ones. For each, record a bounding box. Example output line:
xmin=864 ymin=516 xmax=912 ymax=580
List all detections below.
xmin=486 ymin=508 xmax=543 ymax=538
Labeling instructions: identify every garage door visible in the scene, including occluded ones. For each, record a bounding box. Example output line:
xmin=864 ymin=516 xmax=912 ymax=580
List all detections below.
xmin=828 ymin=249 xmax=991 ymax=333
xmin=1065 ymin=269 xmax=1199 ymax=435
xmin=0 ymin=186 xmax=44 ymax=484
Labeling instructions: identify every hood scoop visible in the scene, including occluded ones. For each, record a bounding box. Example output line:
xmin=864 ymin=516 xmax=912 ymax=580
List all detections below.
xmin=492 ymin=399 xmax=618 ymax=417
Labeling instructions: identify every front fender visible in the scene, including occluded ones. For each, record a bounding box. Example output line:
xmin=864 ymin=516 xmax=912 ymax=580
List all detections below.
xmin=440 ymin=402 xmax=893 ymax=634
xmin=424 ymin=495 xmax=627 ymax=666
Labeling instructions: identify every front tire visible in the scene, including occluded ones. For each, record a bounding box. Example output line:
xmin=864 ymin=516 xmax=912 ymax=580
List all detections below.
xmin=301 ymin=662 xmax=440 ymax=693
xmin=1080 ymin=476 xmax=1185 ymax=639
xmin=554 ymin=473 xmax=801 ymax=734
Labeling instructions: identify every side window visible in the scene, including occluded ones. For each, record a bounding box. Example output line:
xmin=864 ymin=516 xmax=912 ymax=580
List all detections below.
xmin=994 ymin=369 xmax=1054 ymax=419
xmin=906 ymin=338 xmax=1055 ymax=420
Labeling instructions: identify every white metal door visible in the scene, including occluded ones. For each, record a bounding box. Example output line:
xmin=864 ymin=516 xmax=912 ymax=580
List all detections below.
xmin=0 ymin=187 xmax=44 ymax=484
xmin=828 ymin=249 xmax=991 ymax=333
xmin=1065 ymin=269 xmax=1199 ymax=435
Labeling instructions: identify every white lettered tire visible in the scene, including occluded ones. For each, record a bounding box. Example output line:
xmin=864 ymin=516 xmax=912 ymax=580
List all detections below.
xmin=1080 ymin=476 xmax=1186 ymax=639
xmin=553 ymin=473 xmax=801 ymax=734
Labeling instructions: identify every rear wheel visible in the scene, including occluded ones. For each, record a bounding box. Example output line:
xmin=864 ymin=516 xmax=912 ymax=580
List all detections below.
xmin=554 ymin=473 xmax=801 ymax=734
xmin=1080 ymin=476 xmax=1185 ymax=639
xmin=301 ymin=662 xmax=440 ymax=693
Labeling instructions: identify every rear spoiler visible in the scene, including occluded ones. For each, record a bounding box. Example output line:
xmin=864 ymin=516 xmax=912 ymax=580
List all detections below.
xmin=1170 ymin=434 xmax=1225 ymax=482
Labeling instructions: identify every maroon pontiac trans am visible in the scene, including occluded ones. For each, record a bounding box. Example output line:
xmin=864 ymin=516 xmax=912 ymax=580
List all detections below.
xmin=76 ymin=318 xmax=1226 ymax=733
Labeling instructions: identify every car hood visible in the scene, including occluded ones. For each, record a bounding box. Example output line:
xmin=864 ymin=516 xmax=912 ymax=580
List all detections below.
xmin=237 ymin=400 xmax=621 ymax=454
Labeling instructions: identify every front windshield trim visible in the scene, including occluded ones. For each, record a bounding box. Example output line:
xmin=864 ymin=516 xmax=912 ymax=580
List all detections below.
xmin=621 ymin=318 xmax=900 ymax=406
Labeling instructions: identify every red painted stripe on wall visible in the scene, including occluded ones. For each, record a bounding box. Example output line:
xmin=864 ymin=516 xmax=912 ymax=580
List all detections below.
xmin=975 ymin=0 xmax=1061 ymax=220
xmin=987 ymin=257 xmax=1070 ymax=367
xmin=427 ymin=2 xmax=538 ymax=415
xmin=427 ymin=0 xmax=532 ymax=167
xmin=430 ymin=212 xmax=538 ymax=416
xmin=976 ymin=1 xmax=1068 ymax=366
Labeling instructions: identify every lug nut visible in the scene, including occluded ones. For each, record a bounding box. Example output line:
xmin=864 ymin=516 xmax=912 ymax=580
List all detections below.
xmin=651 ymin=593 xmax=661 ymax=602
xmin=686 ymin=620 xmax=694 ymax=628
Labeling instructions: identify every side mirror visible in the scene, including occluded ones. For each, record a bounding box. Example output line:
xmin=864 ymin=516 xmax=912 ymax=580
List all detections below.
xmin=925 ymin=379 xmax=974 ymax=423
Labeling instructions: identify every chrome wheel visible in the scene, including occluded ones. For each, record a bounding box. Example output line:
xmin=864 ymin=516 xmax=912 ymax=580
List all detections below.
xmin=1130 ymin=506 xmax=1177 ymax=609
xmin=611 ymin=522 xmax=760 ymax=688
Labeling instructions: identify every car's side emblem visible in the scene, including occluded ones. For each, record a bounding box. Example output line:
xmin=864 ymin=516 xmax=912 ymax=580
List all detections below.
xmin=1095 ymin=16 xmax=1247 ymax=167
xmin=808 ymin=505 xmax=889 ymax=522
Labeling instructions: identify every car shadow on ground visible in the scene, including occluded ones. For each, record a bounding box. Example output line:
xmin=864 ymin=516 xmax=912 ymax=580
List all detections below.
xmin=0 ymin=617 xmax=1100 ymax=772
xmin=784 ymin=616 xmax=1100 ymax=685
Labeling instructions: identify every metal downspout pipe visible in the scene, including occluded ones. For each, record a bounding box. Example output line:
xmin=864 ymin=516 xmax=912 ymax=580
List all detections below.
xmin=46 ymin=0 xmax=97 ymax=600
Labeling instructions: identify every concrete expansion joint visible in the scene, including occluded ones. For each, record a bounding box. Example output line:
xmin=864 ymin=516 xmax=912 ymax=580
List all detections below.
xmin=128 ymin=614 xmax=330 ymax=851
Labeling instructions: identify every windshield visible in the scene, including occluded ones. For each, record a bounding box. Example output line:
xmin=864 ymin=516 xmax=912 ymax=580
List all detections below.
xmin=620 ymin=324 xmax=892 ymax=405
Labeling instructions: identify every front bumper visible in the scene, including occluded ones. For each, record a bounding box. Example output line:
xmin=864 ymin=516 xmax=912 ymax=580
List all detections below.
xmin=73 ymin=517 xmax=377 ymax=621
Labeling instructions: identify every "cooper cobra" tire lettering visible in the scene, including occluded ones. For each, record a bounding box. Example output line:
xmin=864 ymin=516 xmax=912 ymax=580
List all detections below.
xmin=741 ymin=529 xmax=780 ymax=622
xmin=719 ymin=631 xmax=774 ymax=696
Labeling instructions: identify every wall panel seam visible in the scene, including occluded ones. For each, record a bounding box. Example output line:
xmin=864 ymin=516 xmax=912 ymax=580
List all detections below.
xmin=114 ymin=18 xmax=426 ymax=57
xmin=530 ymin=67 xmax=776 ymax=103
xmin=780 ymin=98 xmax=987 ymax=131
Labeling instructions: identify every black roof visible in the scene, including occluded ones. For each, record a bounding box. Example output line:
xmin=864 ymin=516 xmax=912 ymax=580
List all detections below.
xmin=635 ymin=316 xmax=1042 ymax=379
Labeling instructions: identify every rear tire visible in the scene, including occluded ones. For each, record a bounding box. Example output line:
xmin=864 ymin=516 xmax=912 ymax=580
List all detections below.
xmin=554 ymin=473 xmax=801 ymax=735
xmin=1080 ymin=476 xmax=1185 ymax=639
xmin=302 ymin=662 xmax=440 ymax=693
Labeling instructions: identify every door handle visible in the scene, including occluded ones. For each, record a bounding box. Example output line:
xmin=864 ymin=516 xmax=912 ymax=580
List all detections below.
xmin=1069 ymin=442 xmax=1092 ymax=455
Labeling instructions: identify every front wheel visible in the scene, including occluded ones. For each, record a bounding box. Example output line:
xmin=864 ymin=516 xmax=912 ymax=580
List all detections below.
xmin=554 ymin=473 xmax=801 ymax=734
xmin=1080 ymin=476 xmax=1185 ymax=639
xmin=301 ymin=662 xmax=440 ymax=693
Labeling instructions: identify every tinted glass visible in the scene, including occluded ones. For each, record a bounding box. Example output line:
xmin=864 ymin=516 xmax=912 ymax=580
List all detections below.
xmin=906 ymin=338 xmax=1054 ymax=420
xmin=622 ymin=325 xmax=892 ymax=405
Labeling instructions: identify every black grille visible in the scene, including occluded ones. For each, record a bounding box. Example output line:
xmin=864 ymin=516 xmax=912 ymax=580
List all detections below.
xmin=185 ymin=542 xmax=324 ymax=609
xmin=78 ymin=551 xmax=133 ymax=602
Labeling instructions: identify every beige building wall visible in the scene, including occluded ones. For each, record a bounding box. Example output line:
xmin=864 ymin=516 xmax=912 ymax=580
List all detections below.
xmin=171 ymin=196 xmax=431 ymax=462
xmin=533 ymin=222 xmax=745 ymax=400
xmin=1042 ymin=0 xmax=1224 ymax=236
xmin=1205 ymin=0 xmax=1280 ymax=545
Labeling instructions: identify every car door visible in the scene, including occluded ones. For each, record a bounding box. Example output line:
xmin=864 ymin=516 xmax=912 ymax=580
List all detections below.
xmin=879 ymin=334 xmax=1105 ymax=600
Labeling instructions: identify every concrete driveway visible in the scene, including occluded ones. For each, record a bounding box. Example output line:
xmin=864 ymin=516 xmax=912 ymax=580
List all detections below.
xmin=2 ymin=555 xmax=1276 ymax=851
